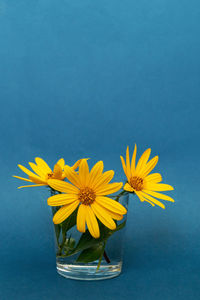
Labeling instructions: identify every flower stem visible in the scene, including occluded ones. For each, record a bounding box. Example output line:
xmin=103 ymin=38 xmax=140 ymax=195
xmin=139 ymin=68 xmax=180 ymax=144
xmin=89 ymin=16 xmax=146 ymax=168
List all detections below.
xmin=57 ymin=231 xmax=67 ymax=255
xmin=96 ymin=241 xmax=106 ymax=270
xmin=103 ymin=251 xmax=110 ymax=264
xmin=96 ymin=241 xmax=111 ymax=271
xmin=114 ymin=189 xmax=127 ymax=202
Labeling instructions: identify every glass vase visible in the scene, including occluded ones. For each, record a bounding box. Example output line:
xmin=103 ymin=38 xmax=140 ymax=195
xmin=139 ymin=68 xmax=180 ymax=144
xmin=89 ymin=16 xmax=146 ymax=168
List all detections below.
xmin=51 ymin=192 xmax=129 ymax=281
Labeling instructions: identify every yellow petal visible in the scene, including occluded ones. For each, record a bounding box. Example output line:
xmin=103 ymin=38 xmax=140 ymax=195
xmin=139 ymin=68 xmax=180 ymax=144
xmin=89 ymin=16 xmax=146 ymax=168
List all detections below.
xmin=142 ymin=189 xmax=175 ymax=202
xmin=79 ymin=159 xmax=89 ymax=186
xmin=76 ymin=204 xmax=87 ymax=233
xmin=35 ymin=157 xmax=52 ymax=174
xmin=140 ymin=156 xmax=159 ymax=177
xmin=29 ymin=162 xmax=46 ymax=178
xmin=95 ymin=182 xmax=123 ymax=196
xmin=53 ymin=164 xmax=63 ymax=179
xmin=145 ymin=183 xmax=174 ymax=192
xmin=144 ymin=173 xmax=162 ymax=183
xmin=120 ymin=156 xmax=128 ymax=178
xmin=85 ymin=206 xmax=100 ymax=239
xmin=29 ymin=175 xmax=47 ymax=184
xmin=48 ymin=179 xmax=79 ymax=194
xmin=91 ymin=202 xmax=116 ymax=230
xmin=143 ymin=199 xmax=155 ymax=206
xmin=92 ymin=170 xmax=114 ymax=190
xmin=124 ymin=182 xmax=134 ymax=192
xmin=131 ymin=144 xmax=137 ymax=174
xmin=18 ymin=184 xmax=46 ymax=189
xmin=18 ymin=164 xmax=38 ymax=177
xmin=139 ymin=191 xmax=165 ymax=209
xmin=95 ymin=196 xmax=127 ymax=214
xmin=135 ymin=191 xmax=155 ymax=206
xmin=126 ymin=146 xmax=131 ymax=179
xmin=64 ymin=165 xmax=81 ymax=188
xmin=13 ymin=175 xmax=32 ymax=182
xmin=135 ymin=148 xmax=151 ymax=176
xmin=71 ymin=159 xmax=85 ymax=171
xmin=104 ymin=209 xmax=123 ymax=221
xmin=53 ymin=200 xmax=79 ymax=224
xmin=47 ymin=194 xmax=78 ymax=206
xmin=88 ymin=161 xmax=104 ymax=187
xmin=57 ymin=158 xmax=65 ymax=169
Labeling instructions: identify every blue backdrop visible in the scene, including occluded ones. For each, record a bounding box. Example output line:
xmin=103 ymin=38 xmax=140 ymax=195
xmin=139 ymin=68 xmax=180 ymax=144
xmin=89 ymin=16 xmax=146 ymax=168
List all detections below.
xmin=0 ymin=0 xmax=200 ymax=299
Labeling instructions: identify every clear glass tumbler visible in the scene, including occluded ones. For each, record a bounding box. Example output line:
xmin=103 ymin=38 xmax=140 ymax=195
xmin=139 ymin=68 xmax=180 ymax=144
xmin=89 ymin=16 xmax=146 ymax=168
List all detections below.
xmin=51 ymin=192 xmax=129 ymax=280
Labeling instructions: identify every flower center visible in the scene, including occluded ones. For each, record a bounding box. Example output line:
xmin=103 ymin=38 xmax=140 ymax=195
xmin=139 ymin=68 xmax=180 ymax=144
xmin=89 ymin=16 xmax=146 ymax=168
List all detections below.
xmin=130 ymin=176 xmax=143 ymax=191
xmin=78 ymin=187 xmax=96 ymax=205
xmin=46 ymin=172 xmax=54 ymax=179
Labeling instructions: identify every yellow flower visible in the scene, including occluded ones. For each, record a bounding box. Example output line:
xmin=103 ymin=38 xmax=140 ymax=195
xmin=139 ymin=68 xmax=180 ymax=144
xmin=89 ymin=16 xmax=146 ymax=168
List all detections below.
xmin=120 ymin=144 xmax=174 ymax=209
xmin=47 ymin=159 xmax=127 ymax=239
xmin=13 ymin=158 xmax=83 ymax=189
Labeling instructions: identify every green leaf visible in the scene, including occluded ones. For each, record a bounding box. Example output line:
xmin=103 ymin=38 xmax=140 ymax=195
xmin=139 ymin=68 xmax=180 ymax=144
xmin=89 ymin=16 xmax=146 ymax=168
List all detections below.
xmin=53 ymin=208 xmax=78 ymax=256
xmin=64 ymin=237 xmax=76 ymax=255
xmin=66 ymin=237 xmax=76 ymax=248
xmin=76 ymin=243 xmax=104 ymax=263
xmin=61 ymin=208 xmax=78 ymax=235
xmin=54 ymin=224 xmax=61 ymax=244
xmin=74 ymin=230 xmax=99 ymax=253
xmin=63 ymin=220 xmax=127 ymax=258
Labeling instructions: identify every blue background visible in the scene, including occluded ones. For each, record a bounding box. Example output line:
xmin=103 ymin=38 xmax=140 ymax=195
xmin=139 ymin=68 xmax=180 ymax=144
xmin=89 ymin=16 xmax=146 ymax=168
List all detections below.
xmin=0 ymin=0 xmax=200 ymax=299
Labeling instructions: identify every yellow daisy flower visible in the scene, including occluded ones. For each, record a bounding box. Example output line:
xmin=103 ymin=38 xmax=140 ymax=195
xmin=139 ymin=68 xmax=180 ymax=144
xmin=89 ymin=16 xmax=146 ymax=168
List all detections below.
xmin=120 ymin=144 xmax=175 ymax=209
xmin=47 ymin=159 xmax=127 ymax=239
xmin=13 ymin=158 xmax=83 ymax=189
